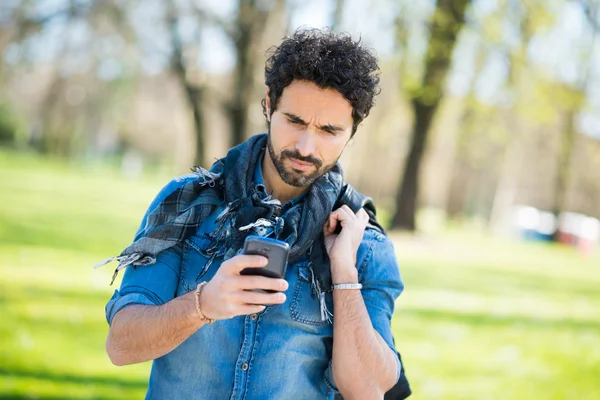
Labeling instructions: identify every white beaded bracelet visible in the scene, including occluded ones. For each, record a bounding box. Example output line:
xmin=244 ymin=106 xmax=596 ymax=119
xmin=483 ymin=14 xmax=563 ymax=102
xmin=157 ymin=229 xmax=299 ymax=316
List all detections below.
xmin=331 ymin=283 xmax=363 ymax=290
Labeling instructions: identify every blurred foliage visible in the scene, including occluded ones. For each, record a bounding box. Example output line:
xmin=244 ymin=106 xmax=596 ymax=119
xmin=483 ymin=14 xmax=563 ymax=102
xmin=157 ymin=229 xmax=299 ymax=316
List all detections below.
xmin=0 ymin=101 xmax=20 ymax=145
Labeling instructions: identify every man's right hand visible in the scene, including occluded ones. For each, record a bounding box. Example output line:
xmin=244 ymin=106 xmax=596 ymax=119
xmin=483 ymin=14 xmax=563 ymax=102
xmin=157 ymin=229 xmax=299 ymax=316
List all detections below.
xmin=199 ymin=255 xmax=289 ymax=320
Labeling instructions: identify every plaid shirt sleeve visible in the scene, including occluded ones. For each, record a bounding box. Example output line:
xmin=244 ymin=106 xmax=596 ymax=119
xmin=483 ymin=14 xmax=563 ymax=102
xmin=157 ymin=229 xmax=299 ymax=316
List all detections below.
xmin=105 ymin=176 xmax=196 ymax=325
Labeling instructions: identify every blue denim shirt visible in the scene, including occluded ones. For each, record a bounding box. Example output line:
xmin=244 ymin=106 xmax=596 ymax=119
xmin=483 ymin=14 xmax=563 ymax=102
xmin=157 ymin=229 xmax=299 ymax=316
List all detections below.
xmin=106 ymin=162 xmax=404 ymax=400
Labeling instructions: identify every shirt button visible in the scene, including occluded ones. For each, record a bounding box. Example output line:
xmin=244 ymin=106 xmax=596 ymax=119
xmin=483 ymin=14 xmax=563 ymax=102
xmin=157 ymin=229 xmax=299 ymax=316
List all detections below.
xmin=241 ymin=363 xmax=249 ymax=371
xmin=251 ymin=313 xmax=258 ymax=320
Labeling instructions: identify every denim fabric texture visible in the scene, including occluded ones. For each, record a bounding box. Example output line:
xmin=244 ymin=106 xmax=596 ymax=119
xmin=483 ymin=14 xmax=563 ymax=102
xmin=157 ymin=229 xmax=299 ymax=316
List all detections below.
xmin=105 ymin=159 xmax=404 ymax=400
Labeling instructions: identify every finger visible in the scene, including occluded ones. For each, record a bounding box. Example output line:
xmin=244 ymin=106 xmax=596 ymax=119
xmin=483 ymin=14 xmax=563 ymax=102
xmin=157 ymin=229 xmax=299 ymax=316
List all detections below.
xmin=357 ymin=208 xmax=369 ymax=223
xmin=328 ymin=207 xmax=354 ymax=233
xmin=236 ymin=275 xmax=289 ymax=292
xmin=235 ymin=304 xmax=267 ymax=316
xmin=338 ymin=205 xmax=357 ymax=221
xmin=328 ymin=212 xmax=338 ymax=233
xmin=340 ymin=204 xmax=353 ymax=213
xmin=223 ymin=255 xmax=268 ymax=274
xmin=325 ymin=211 xmax=339 ymax=234
xmin=323 ymin=217 xmax=331 ymax=233
xmin=238 ymin=290 xmax=286 ymax=305
xmin=324 ymin=222 xmax=333 ymax=236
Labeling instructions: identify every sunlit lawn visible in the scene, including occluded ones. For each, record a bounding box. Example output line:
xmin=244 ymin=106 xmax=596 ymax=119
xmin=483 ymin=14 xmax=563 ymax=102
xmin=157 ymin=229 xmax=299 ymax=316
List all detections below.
xmin=1 ymin=149 xmax=599 ymax=399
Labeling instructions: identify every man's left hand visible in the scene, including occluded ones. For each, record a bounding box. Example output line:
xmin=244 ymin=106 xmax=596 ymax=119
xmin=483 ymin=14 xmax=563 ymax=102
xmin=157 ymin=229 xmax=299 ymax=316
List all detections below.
xmin=323 ymin=205 xmax=369 ymax=272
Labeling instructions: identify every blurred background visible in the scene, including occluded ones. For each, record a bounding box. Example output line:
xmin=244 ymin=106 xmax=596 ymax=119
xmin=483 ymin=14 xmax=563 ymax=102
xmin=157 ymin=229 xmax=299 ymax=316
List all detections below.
xmin=1 ymin=0 xmax=599 ymax=399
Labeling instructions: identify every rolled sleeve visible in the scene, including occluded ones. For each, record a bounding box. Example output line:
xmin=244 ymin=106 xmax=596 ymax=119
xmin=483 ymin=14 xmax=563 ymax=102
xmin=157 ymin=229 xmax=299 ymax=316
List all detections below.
xmin=358 ymin=230 xmax=405 ymax=382
xmin=105 ymin=245 xmax=183 ymax=325
xmin=106 ymin=291 xmax=158 ymax=326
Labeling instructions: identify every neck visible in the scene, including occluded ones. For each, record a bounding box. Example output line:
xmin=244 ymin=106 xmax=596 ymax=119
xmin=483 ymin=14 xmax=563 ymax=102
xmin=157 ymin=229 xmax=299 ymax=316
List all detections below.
xmin=261 ymin=151 xmax=308 ymax=204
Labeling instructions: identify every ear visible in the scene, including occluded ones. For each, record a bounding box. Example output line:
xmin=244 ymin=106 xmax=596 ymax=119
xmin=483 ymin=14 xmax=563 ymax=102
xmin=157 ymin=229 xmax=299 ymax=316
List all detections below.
xmin=265 ymin=88 xmax=271 ymax=122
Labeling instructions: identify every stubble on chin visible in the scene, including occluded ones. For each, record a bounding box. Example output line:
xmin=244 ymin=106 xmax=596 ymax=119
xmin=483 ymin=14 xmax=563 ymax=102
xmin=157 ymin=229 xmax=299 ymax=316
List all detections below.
xmin=266 ymin=136 xmax=338 ymax=188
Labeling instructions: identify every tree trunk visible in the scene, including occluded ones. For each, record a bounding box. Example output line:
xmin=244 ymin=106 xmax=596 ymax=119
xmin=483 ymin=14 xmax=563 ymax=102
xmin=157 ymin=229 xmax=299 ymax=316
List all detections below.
xmin=552 ymin=109 xmax=576 ymax=226
xmin=187 ymin=85 xmax=206 ymax=167
xmin=230 ymin=1 xmax=253 ymax=147
xmin=551 ymin=27 xmax=595 ymax=239
xmin=391 ymin=0 xmax=470 ymax=230
xmin=392 ymin=100 xmax=437 ymax=229
xmin=229 ymin=0 xmax=285 ymax=147
xmin=486 ymin=2 xmax=535 ymax=232
xmin=166 ymin=0 xmax=206 ymax=167
xmin=331 ymin=0 xmax=345 ymax=31
xmin=488 ymin=122 xmax=525 ymax=233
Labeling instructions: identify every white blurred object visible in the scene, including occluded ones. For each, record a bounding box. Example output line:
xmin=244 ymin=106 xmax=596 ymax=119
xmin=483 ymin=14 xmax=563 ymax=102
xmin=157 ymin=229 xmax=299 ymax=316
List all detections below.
xmin=537 ymin=211 xmax=557 ymax=236
xmin=512 ymin=206 xmax=556 ymax=238
xmin=514 ymin=206 xmax=539 ymax=231
xmin=579 ymin=217 xmax=600 ymax=241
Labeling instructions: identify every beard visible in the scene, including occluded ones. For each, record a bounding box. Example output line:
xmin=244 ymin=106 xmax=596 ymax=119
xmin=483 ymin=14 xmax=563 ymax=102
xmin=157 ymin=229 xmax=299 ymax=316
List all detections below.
xmin=267 ymin=130 xmax=339 ymax=188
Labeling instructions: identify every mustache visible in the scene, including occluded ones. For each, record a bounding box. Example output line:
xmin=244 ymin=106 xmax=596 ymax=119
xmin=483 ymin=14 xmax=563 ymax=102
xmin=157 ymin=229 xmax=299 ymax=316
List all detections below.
xmin=281 ymin=150 xmax=322 ymax=168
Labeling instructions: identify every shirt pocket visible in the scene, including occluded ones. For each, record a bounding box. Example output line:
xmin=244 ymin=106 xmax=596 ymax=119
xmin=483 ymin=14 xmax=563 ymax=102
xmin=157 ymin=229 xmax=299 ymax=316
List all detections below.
xmin=289 ymin=263 xmax=334 ymax=327
xmin=179 ymin=234 xmax=220 ymax=295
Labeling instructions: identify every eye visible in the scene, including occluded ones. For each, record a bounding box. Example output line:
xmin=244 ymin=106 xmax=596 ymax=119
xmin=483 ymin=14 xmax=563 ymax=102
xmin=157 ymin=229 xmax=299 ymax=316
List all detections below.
xmin=321 ymin=127 xmax=338 ymax=136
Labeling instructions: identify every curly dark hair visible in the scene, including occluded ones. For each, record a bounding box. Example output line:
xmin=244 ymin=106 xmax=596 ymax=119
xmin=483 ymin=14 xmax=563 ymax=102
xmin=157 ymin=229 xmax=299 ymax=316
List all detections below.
xmin=262 ymin=28 xmax=381 ymax=135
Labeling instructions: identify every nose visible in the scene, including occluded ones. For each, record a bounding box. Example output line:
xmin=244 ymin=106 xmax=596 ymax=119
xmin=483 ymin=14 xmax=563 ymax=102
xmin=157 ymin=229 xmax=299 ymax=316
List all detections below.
xmin=295 ymin=131 xmax=316 ymax=157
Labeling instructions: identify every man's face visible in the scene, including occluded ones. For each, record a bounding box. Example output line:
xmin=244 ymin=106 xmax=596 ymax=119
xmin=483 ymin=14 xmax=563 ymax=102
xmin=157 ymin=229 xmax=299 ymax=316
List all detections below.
xmin=266 ymin=80 xmax=354 ymax=188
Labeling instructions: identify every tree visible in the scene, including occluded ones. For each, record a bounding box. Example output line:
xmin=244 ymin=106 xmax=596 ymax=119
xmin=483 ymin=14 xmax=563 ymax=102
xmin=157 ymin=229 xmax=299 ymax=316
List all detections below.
xmin=551 ymin=2 xmax=596 ymax=229
xmin=391 ymin=0 xmax=472 ymax=231
xmin=331 ymin=0 xmax=345 ymax=31
xmin=178 ymin=0 xmax=287 ymax=150
xmin=1 ymin=0 xmax=137 ymax=155
xmin=487 ymin=0 xmax=537 ymax=232
xmin=228 ymin=0 xmax=286 ymax=147
xmin=165 ymin=0 xmax=207 ymax=167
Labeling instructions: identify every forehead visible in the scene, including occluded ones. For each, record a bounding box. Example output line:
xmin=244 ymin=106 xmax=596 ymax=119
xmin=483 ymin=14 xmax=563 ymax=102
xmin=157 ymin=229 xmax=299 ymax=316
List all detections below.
xmin=277 ymin=80 xmax=353 ymax=126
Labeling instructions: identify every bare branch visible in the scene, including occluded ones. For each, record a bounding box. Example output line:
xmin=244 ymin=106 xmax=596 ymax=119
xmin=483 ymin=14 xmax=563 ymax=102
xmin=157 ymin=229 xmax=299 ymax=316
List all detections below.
xmin=188 ymin=4 xmax=238 ymax=39
xmin=579 ymin=0 xmax=600 ymax=32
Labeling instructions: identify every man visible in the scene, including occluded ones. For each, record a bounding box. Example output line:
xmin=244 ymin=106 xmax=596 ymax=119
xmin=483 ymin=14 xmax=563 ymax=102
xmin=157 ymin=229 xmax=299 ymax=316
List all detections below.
xmin=101 ymin=28 xmax=404 ymax=399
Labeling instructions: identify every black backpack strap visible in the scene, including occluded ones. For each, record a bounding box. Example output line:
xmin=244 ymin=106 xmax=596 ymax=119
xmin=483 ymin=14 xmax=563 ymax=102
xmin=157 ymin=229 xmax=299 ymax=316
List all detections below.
xmin=333 ymin=184 xmax=412 ymax=400
xmin=333 ymin=184 xmax=386 ymax=235
xmin=384 ymin=349 xmax=412 ymax=400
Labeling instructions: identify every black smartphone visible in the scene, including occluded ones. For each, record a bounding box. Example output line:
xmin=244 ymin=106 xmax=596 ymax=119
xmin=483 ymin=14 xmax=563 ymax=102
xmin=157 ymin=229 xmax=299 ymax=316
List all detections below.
xmin=240 ymin=236 xmax=289 ymax=293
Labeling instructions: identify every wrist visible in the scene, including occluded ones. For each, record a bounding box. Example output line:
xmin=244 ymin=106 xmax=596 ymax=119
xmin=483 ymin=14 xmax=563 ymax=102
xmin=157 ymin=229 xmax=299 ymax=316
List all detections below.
xmin=184 ymin=290 xmax=203 ymax=324
xmin=194 ymin=282 xmax=215 ymax=324
xmin=330 ymin=257 xmax=356 ymax=270
xmin=330 ymin=259 xmax=358 ymax=284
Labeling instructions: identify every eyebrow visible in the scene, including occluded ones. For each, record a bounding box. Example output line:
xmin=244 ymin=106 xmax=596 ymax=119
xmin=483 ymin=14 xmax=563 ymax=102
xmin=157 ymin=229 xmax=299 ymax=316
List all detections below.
xmin=282 ymin=112 xmax=345 ymax=133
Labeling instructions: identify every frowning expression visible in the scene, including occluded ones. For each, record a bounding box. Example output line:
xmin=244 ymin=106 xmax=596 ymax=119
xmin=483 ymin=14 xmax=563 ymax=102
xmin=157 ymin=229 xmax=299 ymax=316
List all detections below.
xmin=266 ymin=80 xmax=354 ymax=187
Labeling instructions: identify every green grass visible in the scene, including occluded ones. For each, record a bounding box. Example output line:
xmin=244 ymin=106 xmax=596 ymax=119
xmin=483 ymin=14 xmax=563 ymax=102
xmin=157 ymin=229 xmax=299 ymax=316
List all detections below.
xmin=392 ymin=231 xmax=600 ymax=399
xmin=1 ymin=149 xmax=599 ymax=399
